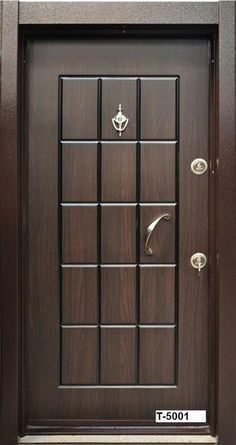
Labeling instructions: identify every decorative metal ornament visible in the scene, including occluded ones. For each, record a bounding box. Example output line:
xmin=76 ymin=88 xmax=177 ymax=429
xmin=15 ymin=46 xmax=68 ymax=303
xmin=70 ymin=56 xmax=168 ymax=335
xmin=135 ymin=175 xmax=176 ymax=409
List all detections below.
xmin=112 ymin=104 xmax=129 ymax=136
xmin=191 ymin=158 xmax=208 ymax=175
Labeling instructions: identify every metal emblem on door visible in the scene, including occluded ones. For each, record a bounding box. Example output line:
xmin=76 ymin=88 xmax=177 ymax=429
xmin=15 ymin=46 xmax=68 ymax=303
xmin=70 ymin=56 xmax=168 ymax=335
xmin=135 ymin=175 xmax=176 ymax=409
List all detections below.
xmin=112 ymin=104 xmax=129 ymax=136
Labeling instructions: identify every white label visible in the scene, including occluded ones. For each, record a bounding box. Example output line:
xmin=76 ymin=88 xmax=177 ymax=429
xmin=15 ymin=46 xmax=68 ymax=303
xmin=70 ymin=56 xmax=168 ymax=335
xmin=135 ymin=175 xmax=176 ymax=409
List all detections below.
xmin=155 ymin=410 xmax=206 ymax=423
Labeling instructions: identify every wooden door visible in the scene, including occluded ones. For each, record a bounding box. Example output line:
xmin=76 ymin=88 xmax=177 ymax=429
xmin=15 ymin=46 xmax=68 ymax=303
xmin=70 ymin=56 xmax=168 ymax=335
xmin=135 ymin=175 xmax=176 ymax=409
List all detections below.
xmin=23 ymin=34 xmax=211 ymax=434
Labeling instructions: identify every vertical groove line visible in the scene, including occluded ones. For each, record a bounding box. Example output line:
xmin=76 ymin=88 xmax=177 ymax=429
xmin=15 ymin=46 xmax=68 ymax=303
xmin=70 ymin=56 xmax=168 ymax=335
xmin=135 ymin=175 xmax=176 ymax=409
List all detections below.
xmin=97 ymin=78 xmax=102 ymax=384
xmin=58 ymin=77 xmax=63 ymax=385
xmin=175 ymin=77 xmax=180 ymax=386
xmin=136 ymin=78 xmax=141 ymax=384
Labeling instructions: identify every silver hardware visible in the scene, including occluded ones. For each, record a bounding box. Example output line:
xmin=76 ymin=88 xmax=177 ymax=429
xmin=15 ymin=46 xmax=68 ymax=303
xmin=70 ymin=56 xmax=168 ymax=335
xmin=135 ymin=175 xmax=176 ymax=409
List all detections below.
xmin=190 ymin=253 xmax=207 ymax=275
xmin=145 ymin=213 xmax=171 ymax=256
xmin=112 ymin=104 xmax=129 ymax=136
xmin=191 ymin=158 xmax=208 ymax=175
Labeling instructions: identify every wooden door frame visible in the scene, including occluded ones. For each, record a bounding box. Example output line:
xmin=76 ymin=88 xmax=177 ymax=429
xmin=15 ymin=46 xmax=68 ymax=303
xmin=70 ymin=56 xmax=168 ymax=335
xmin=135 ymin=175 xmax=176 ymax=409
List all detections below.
xmin=0 ymin=2 xmax=235 ymax=445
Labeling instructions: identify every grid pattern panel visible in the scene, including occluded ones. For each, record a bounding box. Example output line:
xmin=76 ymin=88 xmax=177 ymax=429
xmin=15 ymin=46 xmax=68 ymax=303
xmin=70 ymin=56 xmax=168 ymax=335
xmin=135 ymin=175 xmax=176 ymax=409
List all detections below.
xmin=59 ymin=75 xmax=179 ymax=387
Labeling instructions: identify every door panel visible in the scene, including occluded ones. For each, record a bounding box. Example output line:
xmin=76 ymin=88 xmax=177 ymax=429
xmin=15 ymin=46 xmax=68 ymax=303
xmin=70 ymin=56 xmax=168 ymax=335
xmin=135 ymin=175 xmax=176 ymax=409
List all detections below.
xmin=62 ymin=78 xmax=98 ymax=140
xmin=62 ymin=143 xmax=98 ymax=202
xmin=140 ymin=143 xmax=176 ymax=202
xmin=25 ymin=36 xmax=210 ymax=433
xmin=101 ymin=143 xmax=136 ymax=202
xmin=140 ymin=205 xmax=176 ymax=263
xmin=101 ymin=78 xmax=137 ymax=140
xmin=100 ymin=328 xmax=137 ymax=384
xmin=101 ymin=205 xmax=136 ymax=263
xmin=101 ymin=266 xmax=136 ymax=324
xmin=62 ymin=267 xmax=98 ymax=324
xmin=62 ymin=327 xmax=98 ymax=384
xmin=139 ymin=327 xmax=175 ymax=384
xmin=140 ymin=78 xmax=177 ymax=140
xmin=139 ymin=266 xmax=176 ymax=323
xmin=62 ymin=205 xmax=97 ymax=263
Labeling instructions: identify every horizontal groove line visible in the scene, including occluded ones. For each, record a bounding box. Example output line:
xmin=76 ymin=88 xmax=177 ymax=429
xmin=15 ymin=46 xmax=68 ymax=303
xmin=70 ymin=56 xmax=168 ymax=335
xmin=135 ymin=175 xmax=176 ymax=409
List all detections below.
xmin=61 ymin=140 xmax=178 ymax=144
xmin=58 ymin=385 xmax=177 ymax=389
xmin=61 ymin=324 xmax=176 ymax=329
xmin=61 ymin=203 xmax=177 ymax=206
xmin=61 ymin=264 xmax=177 ymax=267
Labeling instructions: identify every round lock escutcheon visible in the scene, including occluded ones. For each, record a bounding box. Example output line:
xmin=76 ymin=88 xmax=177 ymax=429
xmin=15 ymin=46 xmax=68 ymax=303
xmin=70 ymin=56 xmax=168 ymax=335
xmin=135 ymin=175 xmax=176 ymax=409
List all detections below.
xmin=191 ymin=158 xmax=208 ymax=175
xmin=190 ymin=253 xmax=207 ymax=272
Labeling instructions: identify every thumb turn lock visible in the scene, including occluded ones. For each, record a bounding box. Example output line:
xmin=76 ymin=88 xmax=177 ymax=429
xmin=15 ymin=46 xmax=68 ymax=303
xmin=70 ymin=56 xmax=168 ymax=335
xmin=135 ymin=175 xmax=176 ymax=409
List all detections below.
xmin=190 ymin=253 xmax=207 ymax=276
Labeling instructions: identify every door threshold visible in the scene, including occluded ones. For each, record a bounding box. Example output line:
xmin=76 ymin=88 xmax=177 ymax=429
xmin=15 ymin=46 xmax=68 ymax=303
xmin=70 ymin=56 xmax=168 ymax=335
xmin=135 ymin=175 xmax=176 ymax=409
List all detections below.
xmin=18 ymin=435 xmax=217 ymax=444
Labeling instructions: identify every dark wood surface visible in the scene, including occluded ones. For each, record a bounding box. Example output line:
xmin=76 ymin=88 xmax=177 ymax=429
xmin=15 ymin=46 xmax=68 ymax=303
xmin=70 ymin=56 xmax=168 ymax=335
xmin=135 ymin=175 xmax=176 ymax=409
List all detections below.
xmin=140 ymin=266 xmax=175 ymax=324
xmin=24 ymin=37 xmax=210 ymax=434
xmin=101 ymin=78 xmax=137 ymax=140
xmin=62 ymin=143 xmax=98 ymax=202
xmin=101 ymin=267 xmax=136 ymax=324
xmin=140 ymin=205 xmax=176 ymax=263
xmin=62 ymin=267 xmax=98 ymax=324
xmin=140 ymin=143 xmax=176 ymax=202
xmin=101 ymin=143 xmax=136 ymax=202
xmin=62 ymin=206 xmax=98 ymax=263
xmin=101 ymin=205 xmax=136 ymax=263
xmin=62 ymin=78 xmax=98 ymax=140
xmin=140 ymin=78 xmax=176 ymax=140
xmin=0 ymin=1 xmax=19 ymax=445
xmin=1 ymin=1 xmax=235 ymax=442
xmin=62 ymin=327 xmax=98 ymax=384
xmin=218 ymin=3 xmax=236 ymax=445
xmin=139 ymin=327 xmax=175 ymax=384
xmin=100 ymin=328 xmax=137 ymax=384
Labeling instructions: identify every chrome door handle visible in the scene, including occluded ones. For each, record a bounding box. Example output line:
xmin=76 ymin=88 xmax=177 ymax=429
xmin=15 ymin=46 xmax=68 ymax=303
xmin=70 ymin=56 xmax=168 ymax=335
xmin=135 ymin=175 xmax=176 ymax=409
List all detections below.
xmin=145 ymin=213 xmax=171 ymax=256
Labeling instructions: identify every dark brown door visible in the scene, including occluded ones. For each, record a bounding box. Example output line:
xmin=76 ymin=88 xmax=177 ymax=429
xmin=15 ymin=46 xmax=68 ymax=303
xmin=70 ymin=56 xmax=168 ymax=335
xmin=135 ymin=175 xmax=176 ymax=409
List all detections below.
xmin=23 ymin=34 xmax=210 ymax=433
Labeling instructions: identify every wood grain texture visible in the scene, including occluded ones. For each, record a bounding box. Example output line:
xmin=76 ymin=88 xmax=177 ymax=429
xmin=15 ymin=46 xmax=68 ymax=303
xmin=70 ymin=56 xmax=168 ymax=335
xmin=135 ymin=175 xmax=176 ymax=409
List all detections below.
xmin=19 ymin=2 xmax=218 ymax=25
xmin=62 ymin=206 xmax=97 ymax=263
xmin=101 ymin=78 xmax=137 ymax=140
xmin=0 ymin=1 xmax=19 ymax=444
xmin=140 ymin=205 xmax=176 ymax=264
xmin=218 ymin=3 xmax=236 ymax=445
xmin=140 ymin=266 xmax=175 ymax=324
xmin=101 ymin=267 xmax=136 ymax=324
xmin=101 ymin=143 xmax=136 ymax=202
xmin=62 ymin=267 xmax=98 ymax=324
xmin=62 ymin=78 xmax=98 ymax=140
xmin=140 ymin=78 xmax=177 ymax=140
xmin=100 ymin=328 xmax=136 ymax=384
xmin=139 ymin=327 xmax=175 ymax=384
xmin=101 ymin=205 xmax=136 ymax=263
xmin=62 ymin=328 xmax=98 ymax=384
xmin=24 ymin=37 xmax=210 ymax=432
xmin=62 ymin=143 xmax=97 ymax=202
xmin=140 ymin=143 xmax=176 ymax=202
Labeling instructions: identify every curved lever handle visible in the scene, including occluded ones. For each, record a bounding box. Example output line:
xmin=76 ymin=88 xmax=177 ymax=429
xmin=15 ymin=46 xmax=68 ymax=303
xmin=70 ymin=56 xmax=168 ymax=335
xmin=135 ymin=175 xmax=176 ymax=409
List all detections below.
xmin=145 ymin=213 xmax=171 ymax=256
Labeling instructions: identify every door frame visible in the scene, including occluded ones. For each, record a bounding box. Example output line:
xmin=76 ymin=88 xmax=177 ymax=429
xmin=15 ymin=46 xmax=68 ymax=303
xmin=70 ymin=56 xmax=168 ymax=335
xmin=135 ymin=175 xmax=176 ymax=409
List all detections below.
xmin=0 ymin=2 xmax=235 ymax=445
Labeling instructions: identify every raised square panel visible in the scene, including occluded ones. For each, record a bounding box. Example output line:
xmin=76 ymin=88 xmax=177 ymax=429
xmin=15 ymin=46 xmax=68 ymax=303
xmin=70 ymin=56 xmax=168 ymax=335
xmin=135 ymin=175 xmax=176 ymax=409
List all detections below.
xmin=101 ymin=143 xmax=136 ymax=202
xmin=62 ymin=327 xmax=98 ymax=384
xmin=62 ymin=78 xmax=98 ymax=140
xmin=140 ymin=78 xmax=177 ymax=140
xmin=101 ymin=78 xmax=137 ymax=140
xmin=62 ymin=267 xmax=98 ymax=324
xmin=101 ymin=267 xmax=136 ymax=324
xmin=140 ymin=205 xmax=176 ymax=264
xmin=140 ymin=266 xmax=175 ymax=323
xmin=101 ymin=205 xmax=136 ymax=263
xmin=101 ymin=328 xmax=137 ymax=384
xmin=139 ymin=327 xmax=175 ymax=384
xmin=62 ymin=143 xmax=97 ymax=202
xmin=62 ymin=205 xmax=97 ymax=263
xmin=140 ymin=143 xmax=176 ymax=202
